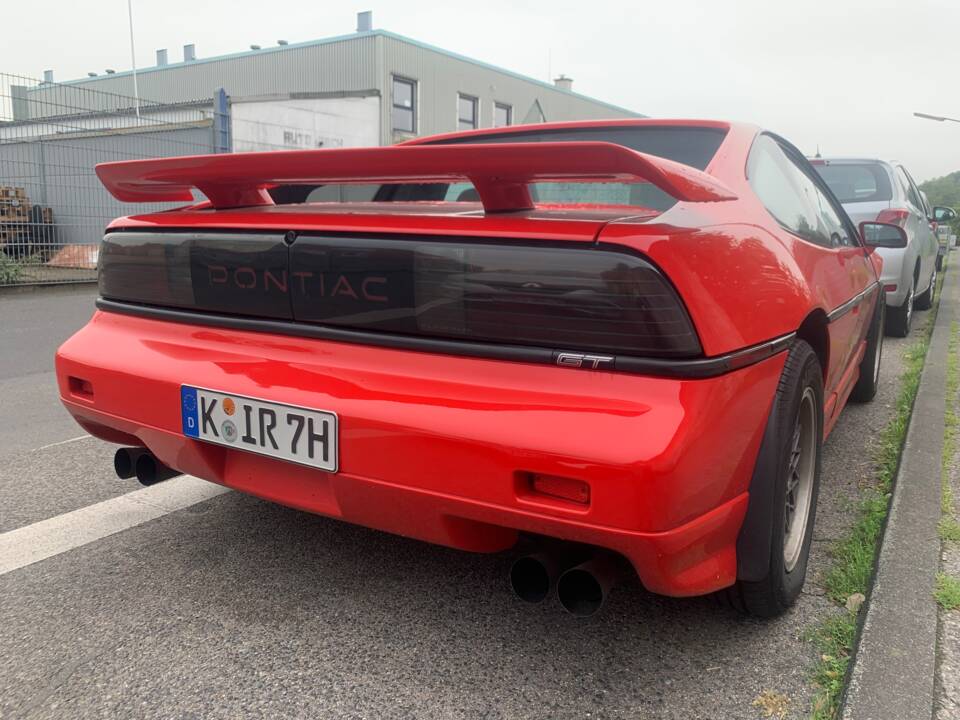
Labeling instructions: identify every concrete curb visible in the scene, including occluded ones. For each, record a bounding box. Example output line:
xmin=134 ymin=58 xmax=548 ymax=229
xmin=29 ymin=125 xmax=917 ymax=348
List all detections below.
xmin=842 ymin=267 xmax=956 ymax=720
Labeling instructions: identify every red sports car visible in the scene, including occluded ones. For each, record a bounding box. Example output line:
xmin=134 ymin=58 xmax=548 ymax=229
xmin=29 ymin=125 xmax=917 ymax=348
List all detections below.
xmin=57 ymin=119 xmax=899 ymax=617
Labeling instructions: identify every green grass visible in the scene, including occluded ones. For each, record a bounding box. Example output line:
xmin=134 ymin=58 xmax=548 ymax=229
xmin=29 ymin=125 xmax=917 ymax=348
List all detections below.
xmin=941 ymin=518 xmax=960 ymax=542
xmin=936 ymin=573 xmax=960 ymax=610
xmin=808 ymin=300 xmax=940 ymax=719
xmin=821 ymin=336 xmax=931 ymax=605
xmin=807 ymin=613 xmax=857 ymax=719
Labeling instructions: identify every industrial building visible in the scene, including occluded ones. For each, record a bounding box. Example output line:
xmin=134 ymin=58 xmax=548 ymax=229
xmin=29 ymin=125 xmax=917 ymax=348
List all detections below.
xmin=0 ymin=12 xmax=638 ymax=257
xmin=17 ymin=11 xmax=638 ymax=150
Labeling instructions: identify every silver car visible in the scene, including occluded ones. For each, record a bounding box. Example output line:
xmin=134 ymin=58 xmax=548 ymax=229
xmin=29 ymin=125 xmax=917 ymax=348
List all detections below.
xmin=812 ymin=158 xmax=938 ymax=336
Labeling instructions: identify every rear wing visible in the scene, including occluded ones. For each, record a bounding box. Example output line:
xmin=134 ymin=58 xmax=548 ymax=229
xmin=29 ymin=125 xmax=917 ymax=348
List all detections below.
xmin=95 ymin=141 xmax=737 ymax=213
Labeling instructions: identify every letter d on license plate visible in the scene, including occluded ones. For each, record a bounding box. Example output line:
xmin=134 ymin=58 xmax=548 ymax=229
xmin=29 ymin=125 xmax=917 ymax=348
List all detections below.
xmin=181 ymin=386 xmax=338 ymax=472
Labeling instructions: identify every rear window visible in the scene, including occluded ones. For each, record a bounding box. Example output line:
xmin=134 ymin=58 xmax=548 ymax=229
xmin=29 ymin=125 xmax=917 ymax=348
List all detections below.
xmin=277 ymin=126 xmax=728 ymax=212
xmin=813 ymin=162 xmax=893 ymax=204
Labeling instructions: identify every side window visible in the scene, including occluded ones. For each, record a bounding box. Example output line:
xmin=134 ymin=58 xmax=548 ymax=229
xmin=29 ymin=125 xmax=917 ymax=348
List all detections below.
xmin=748 ymin=135 xmax=833 ymax=247
xmin=748 ymin=135 xmax=854 ymax=248
xmin=896 ymin=166 xmax=923 ymax=212
xmin=810 ymin=183 xmax=854 ymax=246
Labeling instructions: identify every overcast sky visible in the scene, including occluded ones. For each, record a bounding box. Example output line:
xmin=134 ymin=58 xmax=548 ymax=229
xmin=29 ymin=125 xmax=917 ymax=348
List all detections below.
xmin=5 ymin=0 xmax=959 ymax=181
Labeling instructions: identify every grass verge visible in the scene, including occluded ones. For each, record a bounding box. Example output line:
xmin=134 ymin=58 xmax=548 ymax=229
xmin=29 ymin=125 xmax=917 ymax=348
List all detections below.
xmin=936 ymin=573 xmax=960 ymax=610
xmin=808 ymin=285 xmax=942 ymax=719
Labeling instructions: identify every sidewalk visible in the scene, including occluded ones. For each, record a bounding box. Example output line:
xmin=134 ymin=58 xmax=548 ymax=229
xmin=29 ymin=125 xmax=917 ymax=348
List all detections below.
xmin=843 ymin=266 xmax=957 ymax=720
xmin=938 ymin=299 xmax=960 ymax=718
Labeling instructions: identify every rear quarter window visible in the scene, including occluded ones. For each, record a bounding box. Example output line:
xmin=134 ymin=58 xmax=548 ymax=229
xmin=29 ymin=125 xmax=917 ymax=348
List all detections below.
xmin=814 ymin=163 xmax=893 ymax=204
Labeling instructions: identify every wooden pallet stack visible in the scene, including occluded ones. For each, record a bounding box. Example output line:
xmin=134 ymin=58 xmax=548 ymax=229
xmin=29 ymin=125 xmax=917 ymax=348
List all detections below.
xmin=0 ymin=186 xmax=55 ymax=258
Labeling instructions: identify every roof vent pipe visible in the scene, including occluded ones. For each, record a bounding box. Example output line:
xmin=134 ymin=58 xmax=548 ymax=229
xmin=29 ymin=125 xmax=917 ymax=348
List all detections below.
xmin=357 ymin=10 xmax=373 ymax=32
xmin=553 ymin=75 xmax=573 ymax=92
xmin=156 ymin=49 xmax=168 ymax=66
xmin=183 ymin=44 xmax=196 ymax=62
xmin=250 ymin=44 xmax=261 ymax=50
xmin=277 ymin=39 xmax=289 ymax=45
xmin=42 ymin=69 xmax=53 ymax=83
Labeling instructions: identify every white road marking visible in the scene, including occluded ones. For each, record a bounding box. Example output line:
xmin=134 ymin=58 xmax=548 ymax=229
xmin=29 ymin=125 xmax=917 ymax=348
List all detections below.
xmin=32 ymin=434 xmax=91 ymax=452
xmin=0 ymin=476 xmax=230 ymax=576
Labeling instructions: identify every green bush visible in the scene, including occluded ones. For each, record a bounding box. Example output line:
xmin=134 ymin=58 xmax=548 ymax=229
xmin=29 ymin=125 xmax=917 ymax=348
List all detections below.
xmin=0 ymin=254 xmax=24 ymax=284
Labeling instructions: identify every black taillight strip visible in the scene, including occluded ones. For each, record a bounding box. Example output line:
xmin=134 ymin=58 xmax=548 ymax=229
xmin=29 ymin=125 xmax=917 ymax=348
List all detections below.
xmin=96 ymin=298 xmax=795 ymax=380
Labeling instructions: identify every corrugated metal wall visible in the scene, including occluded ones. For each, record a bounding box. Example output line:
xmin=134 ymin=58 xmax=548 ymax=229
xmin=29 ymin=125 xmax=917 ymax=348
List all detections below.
xmin=378 ymin=34 xmax=636 ymax=145
xmin=24 ymin=34 xmax=379 ymax=117
xmin=23 ymin=32 xmax=637 ymax=143
xmin=0 ymin=125 xmax=212 ymax=247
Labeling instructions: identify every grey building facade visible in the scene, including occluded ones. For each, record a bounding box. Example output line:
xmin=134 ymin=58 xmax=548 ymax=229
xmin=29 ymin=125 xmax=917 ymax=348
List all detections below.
xmin=2 ymin=16 xmax=639 ymax=254
xmin=21 ymin=20 xmax=639 ymax=148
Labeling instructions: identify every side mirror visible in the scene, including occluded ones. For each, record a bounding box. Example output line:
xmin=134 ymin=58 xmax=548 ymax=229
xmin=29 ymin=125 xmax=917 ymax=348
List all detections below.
xmin=934 ymin=206 xmax=957 ymax=223
xmin=859 ymin=221 xmax=908 ymax=249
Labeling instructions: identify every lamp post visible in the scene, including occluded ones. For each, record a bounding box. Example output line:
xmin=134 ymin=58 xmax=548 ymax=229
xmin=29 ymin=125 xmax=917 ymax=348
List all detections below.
xmin=127 ymin=0 xmax=140 ymax=119
xmin=914 ymin=112 xmax=960 ymax=124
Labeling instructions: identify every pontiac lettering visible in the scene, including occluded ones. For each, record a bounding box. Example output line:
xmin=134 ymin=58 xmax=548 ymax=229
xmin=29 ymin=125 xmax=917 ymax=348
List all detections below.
xmin=205 ymin=265 xmax=388 ymax=302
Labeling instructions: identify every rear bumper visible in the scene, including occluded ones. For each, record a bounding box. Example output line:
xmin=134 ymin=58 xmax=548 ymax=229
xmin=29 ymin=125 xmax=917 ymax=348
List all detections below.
xmin=876 ymin=248 xmax=909 ymax=306
xmin=56 ymin=310 xmax=785 ymax=597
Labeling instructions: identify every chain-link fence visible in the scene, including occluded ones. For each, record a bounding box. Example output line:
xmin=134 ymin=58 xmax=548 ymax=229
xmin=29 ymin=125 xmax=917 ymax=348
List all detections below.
xmin=0 ymin=72 xmax=229 ymax=286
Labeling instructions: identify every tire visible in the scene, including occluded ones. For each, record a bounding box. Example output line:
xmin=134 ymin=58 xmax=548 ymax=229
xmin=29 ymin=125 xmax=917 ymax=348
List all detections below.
xmin=915 ymin=266 xmax=936 ymax=310
xmin=885 ymin=278 xmax=914 ymax=337
xmin=850 ymin=298 xmax=885 ymax=403
xmin=725 ymin=340 xmax=823 ymax=617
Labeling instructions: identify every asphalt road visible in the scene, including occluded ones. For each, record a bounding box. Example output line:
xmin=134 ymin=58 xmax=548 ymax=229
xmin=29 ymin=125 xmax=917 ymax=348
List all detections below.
xmin=0 ymin=284 xmax=934 ymax=720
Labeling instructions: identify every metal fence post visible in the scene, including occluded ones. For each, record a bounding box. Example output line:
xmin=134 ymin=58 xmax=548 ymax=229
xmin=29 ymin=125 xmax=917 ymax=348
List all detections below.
xmin=213 ymin=88 xmax=232 ymax=154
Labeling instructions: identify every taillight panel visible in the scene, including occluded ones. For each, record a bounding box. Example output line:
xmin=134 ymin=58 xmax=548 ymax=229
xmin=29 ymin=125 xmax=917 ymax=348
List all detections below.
xmin=876 ymin=208 xmax=911 ymax=228
xmin=291 ymin=236 xmax=701 ymax=358
xmin=99 ymin=231 xmax=702 ymax=360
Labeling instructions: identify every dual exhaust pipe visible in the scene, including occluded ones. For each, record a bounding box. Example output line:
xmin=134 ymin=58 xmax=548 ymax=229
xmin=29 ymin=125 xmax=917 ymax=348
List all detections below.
xmin=114 ymin=447 xmax=181 ymax=486
xmin=117 ymin=446 xmax=616 ymax=613
xmin=510 ymin=547 xmax=623 ymax=617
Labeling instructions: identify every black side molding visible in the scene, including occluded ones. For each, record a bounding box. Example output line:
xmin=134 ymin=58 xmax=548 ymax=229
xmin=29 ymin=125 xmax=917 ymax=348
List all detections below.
xmin=96 ymin=298 xmax=795 ymax=380
xmin=827 ymin=282 xmax=880 ymax=324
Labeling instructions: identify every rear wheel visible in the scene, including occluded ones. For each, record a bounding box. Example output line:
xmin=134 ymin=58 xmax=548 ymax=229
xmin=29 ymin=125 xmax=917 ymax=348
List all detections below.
xmin=885 ymin=279 xmax=914 ymax=337
xmin=915 ymin=266 xmax=936 ymax=310
xmin=850 ymin=297 xmax=884 ymax=403
xmin=726 ymin=340 xmax=823 ymax=617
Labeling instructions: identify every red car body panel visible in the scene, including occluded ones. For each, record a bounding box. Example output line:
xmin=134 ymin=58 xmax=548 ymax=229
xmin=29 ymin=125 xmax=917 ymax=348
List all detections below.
xmin=56 ymin=118 xmax=881 ymax=598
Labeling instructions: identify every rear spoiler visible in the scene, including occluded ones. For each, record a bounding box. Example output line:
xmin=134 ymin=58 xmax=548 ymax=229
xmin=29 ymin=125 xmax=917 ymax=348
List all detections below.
xmin=95 ymin=141 xmax=737 ymax=213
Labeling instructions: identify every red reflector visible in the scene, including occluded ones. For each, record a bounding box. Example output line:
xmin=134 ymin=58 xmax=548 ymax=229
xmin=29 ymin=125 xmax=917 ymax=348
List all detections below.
xmin=68 ymin=376 xmax=94 ymax=398
xmin=528 ymin=473 xmax=591 ymax=505
xmin=883 ymin=284 xmax=898 ymax=293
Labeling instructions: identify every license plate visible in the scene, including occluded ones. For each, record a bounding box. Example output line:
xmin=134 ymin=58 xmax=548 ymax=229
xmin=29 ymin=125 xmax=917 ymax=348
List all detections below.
xmin=180 ymin=386 xmax=338 ymax=472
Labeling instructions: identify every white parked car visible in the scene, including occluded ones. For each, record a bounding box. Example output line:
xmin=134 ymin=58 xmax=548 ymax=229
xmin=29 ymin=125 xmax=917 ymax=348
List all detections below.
xmin=812 ymin=158 xmax=939 ymax=336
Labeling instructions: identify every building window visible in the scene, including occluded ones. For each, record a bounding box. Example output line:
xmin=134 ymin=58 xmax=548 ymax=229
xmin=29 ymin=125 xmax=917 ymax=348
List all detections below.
xmin=458 ymin=94 xmax=478 ymax=130
xmin=392 ymin=76 xmax=416 ymax=133
xmin=494 ymin=102 xmax=512 ymax=128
